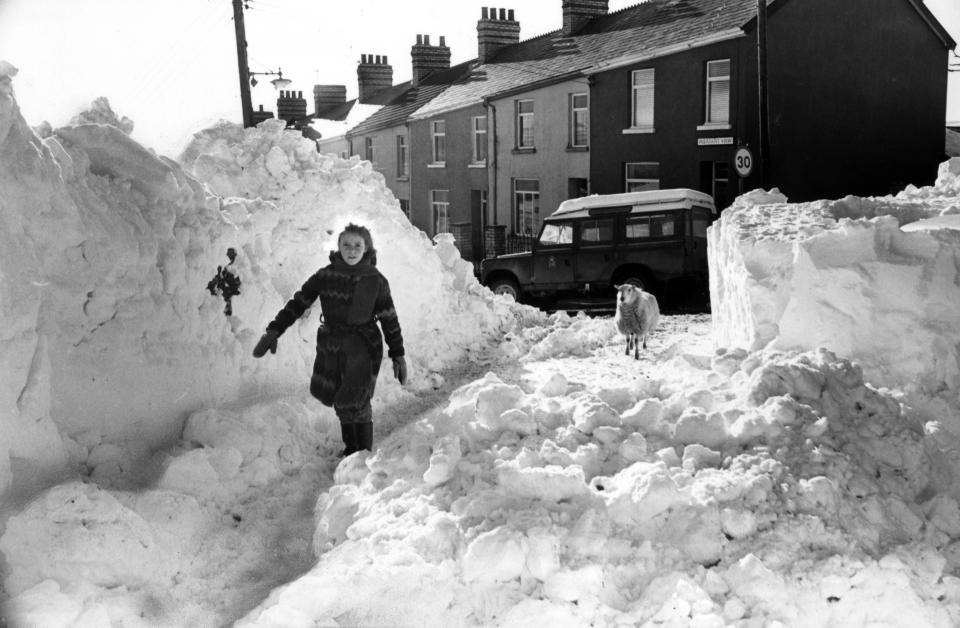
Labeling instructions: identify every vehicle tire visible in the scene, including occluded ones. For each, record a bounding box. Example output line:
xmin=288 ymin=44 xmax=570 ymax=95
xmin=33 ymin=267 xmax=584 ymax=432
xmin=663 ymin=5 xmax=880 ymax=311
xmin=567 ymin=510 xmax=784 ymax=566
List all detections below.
xmin=489 ymin=278 xmax=521 ymax=301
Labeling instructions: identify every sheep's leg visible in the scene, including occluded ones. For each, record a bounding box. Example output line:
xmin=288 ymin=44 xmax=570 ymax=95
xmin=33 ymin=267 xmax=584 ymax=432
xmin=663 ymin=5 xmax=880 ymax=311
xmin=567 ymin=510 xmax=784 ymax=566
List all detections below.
xmin=624 ymin=335 xmax=630 ymax=356
xmin=642 ymin=334 xmax=647 ymax=350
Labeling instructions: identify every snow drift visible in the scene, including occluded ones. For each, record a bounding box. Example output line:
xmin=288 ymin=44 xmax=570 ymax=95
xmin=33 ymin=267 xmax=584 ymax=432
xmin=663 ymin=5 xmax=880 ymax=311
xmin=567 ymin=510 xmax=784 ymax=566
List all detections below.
xmin=708 ymin=164 xmax=960 ymax=399
xmin=0 ymin=60 xmax=525 ymax=502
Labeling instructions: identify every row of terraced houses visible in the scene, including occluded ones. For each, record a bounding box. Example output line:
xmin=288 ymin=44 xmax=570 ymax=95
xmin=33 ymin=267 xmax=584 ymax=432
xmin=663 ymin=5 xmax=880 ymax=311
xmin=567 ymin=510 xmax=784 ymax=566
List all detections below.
xmin=273 ymin=0 xmax=955 ymax=263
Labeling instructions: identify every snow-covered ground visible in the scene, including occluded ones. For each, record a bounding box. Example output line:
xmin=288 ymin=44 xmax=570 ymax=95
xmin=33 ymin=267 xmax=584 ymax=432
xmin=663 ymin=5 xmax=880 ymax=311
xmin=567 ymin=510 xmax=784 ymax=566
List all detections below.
xmin=3 ymin=58 xmax=960 ymax=627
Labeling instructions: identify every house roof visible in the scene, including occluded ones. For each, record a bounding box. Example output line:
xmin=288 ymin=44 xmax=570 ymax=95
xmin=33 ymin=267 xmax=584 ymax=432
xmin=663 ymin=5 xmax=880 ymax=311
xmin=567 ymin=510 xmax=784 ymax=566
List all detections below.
xmin=345 ymin=61 xmax=475 ymax=137
xmin=411 ymin=0 xmax=768 ymax=120
xmin=411 ymin=0 xmax=956 ymax=121
xmin=310 ymin=101 xmax=384 ymax=141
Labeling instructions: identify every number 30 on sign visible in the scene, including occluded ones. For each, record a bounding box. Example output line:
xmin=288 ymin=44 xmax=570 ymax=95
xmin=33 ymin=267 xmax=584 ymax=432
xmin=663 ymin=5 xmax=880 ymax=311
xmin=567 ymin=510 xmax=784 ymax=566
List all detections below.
xmin=734 ymin=147 xmax=753 ymax=178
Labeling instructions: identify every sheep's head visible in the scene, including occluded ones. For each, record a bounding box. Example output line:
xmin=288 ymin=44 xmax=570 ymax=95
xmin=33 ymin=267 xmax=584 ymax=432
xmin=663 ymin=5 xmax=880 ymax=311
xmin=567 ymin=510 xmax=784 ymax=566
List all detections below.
xmin=615 ymin=284 xmax=641 ymax=307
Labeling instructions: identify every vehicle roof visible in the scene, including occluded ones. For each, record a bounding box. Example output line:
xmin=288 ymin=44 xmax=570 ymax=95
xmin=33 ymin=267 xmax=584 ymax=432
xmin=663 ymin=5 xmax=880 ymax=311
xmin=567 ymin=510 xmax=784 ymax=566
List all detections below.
xmin=548 ymin=188 xmax=717 ymax=220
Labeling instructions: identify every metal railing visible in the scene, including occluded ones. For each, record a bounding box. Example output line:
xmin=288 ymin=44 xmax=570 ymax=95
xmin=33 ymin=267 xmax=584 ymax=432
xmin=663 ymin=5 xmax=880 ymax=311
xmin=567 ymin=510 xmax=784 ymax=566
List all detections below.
xmin=503 ymin=233 xmax=535 ymax=255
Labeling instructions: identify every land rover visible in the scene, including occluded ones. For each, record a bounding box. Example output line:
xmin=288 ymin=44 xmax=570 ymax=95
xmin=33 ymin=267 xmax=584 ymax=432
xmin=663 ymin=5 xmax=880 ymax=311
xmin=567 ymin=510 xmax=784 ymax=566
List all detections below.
xmin=480 ymin=188 xmax=716 ymax=303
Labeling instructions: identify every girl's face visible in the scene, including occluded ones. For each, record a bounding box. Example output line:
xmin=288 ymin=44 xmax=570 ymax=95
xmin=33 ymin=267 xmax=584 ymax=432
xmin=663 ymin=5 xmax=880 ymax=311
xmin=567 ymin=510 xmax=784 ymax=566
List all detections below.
xmin=339 ymin=232 xmax=367 ymax=266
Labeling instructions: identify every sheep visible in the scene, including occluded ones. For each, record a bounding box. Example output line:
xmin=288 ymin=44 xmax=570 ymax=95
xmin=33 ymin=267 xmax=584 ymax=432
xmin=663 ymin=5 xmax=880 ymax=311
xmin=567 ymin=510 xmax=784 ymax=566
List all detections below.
xmin=614 ymin=284 xmax=660 ymax=359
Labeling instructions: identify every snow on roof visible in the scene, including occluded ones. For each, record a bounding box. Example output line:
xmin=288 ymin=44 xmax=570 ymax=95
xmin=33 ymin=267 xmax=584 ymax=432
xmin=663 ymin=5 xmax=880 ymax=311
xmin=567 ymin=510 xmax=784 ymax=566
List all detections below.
xmin=309 ymin=102 xmax=382 ymax=141
xmin=550 ymin=188 xmax=717 ymax=218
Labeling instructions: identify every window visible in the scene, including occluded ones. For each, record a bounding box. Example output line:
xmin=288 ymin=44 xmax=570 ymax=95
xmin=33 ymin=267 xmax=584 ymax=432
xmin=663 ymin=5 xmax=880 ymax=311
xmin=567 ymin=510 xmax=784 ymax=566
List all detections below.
xmin=516 ymin=100 xmax=535 ymax=149
xmin=626 ymin=214 xmax=677 ymax=240
xmin=396 ymin=135 xmax=408 ymax=178
xmin=568 ymin=178 xmax=589 ymax=199
xmin=705 ymin=59 xmax=731 ymax=125
xmin=539 ymin=222 xmax=574 ymax=245
xmin=431 ymin=189 xmax=449 ymax=234
xmin=399 ymin=199 xmax=410 ymax=218
xmin=631 ymin=69 xmax=655 ymax=129
xmin=625 ymin=162 xmax=660 ymax=192
xmin=580 ymin=218 xmax=614 ymax=244
xmin=514 ymin=179 xmax=540 ymax=235
xmin=472 ymin=116 xmax=487 ymax=163
xmin=570 ymin=93 xmax=588 ymax=147
xmin=364 ymin=137 xmax=374 ymax=163
xmin=431 ymin=120 xmax=446 ymax=164
xmin=692 ymin=207 xmax=711 ymax=238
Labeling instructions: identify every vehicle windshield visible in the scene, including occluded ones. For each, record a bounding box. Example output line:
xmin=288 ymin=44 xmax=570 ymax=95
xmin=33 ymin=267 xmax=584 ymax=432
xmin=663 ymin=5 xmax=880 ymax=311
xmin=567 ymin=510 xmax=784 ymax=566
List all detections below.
xmin=538 ymin=222 xmax=574 ymax=245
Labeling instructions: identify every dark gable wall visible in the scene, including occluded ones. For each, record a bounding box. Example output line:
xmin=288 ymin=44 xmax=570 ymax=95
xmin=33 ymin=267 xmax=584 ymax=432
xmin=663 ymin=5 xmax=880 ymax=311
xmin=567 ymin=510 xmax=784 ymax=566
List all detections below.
xmin=590 ymin=0 xmax=949 ymax=205
xmin=762 ymin=0 xmax=948 ymax=200
xmin=589 ymin=39 xmax=744 ymax=199
xmin=410 ymin=104 xmax=487 ymax=237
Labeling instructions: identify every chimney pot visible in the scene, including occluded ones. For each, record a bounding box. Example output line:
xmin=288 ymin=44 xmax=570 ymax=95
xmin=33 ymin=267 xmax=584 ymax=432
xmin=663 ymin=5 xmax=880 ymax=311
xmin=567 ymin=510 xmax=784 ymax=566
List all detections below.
xmin=383 ymin=55 xmax=388 ymax=64
xmin=417 ymin=34 xmax=423 ymax=44
xmin=482 ymin=7 xmax=488 ymax=18
xmin=508 ymin=9 xmax=514 ymax=19
xmin=490 ymin=6 xmax=496 ymax=19
xmin=424 ymin=34 xmax=430 ymax=45
xmin=499 ymin=8 xmax=506 ymax=19
xmin=440 ymin=35 xmax=446 ymax=46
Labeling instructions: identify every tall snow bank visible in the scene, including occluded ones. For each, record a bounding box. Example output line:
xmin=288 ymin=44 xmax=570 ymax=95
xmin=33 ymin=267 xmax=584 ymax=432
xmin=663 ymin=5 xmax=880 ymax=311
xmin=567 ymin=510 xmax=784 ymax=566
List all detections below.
xmin=709 ymin=159 xmax=960 ymax=398
xmin=0 ymin=63 xmax=533 ymax=502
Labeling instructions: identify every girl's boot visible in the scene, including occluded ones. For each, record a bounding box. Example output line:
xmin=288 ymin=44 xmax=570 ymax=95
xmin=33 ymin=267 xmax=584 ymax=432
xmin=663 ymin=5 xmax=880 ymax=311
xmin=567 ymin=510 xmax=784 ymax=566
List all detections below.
xmin=339 ymin=422 xmax=358 ymax=457
xmin=356 ymin=422 xmax=374 ymax=452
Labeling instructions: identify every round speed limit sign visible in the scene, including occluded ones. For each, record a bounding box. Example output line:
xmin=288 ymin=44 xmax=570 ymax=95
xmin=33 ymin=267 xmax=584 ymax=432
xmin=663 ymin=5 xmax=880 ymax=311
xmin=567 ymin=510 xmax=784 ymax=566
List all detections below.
xmin=734 ymin=147 xmax=753 ymax=178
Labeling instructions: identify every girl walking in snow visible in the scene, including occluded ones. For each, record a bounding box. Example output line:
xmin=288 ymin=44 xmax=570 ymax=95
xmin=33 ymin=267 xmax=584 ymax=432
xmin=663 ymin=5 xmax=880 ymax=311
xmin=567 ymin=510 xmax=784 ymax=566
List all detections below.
xmin=252 ymin=223 xmax=406 ymax=456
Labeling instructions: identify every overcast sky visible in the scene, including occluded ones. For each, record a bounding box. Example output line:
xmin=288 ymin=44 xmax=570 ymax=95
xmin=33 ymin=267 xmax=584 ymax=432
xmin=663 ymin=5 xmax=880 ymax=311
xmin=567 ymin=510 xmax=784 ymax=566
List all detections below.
xmin=0 ymin=0 xmax=957 ymax=158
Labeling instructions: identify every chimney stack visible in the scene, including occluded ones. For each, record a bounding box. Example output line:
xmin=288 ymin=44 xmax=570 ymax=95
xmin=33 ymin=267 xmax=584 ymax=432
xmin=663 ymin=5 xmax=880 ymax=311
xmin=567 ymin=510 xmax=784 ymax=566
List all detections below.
xmin=276 ymin=90 xmax=307 ymax=126
xmin=411 ymin=34 xmax=451 ymax=86
xmin=313 ymin=84 xmax=347 ymax=115
xmin=561 ymin=0 xmax=608 ymax=36
xmin=477 ymin=7 xmax=520 ymax=64
xmin=357 ymin=54 xmax=393 ymax=103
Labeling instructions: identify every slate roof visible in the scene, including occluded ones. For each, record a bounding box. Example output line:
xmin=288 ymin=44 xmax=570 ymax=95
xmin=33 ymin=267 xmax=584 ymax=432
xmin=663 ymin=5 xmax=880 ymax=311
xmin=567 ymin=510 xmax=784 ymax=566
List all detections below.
xmin=411 ymin=0 xmax=770 ymax=120
xmin=345 ymin=61 xmax=475 ymax=137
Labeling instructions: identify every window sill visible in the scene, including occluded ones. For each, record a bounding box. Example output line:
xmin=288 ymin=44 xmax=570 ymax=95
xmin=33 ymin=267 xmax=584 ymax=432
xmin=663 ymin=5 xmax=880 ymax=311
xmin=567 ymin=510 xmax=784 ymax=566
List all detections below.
xmin=696 ymin=123 xmax=732 ymax=131
xmin=427 ymin=163 xmax=446 ymax=169
xmin=566 ymin=145 xmax=589 ymax=152
xmin=395 ymin=176 xmax=409 ymax=182
xmin=512 ymin=147 xmax=537 ymax=154
xmin=622 ymin=127 xmax=655 ymax=135
xmin=468 ymin=162 xmax=487 ymax=168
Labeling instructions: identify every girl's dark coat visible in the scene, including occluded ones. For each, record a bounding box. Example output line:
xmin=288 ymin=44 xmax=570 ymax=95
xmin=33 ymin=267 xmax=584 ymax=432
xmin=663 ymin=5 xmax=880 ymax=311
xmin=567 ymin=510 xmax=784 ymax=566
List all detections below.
xmin=266 ymin=251 xmax=404 ymax=414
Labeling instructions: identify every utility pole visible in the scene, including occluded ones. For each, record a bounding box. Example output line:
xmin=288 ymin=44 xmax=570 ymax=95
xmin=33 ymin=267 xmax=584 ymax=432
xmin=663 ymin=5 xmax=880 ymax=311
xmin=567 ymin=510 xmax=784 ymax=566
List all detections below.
xmin=233 ymin=0 xmax=253 ymax=128
xmin=757 ymin=0 xmax=770 ymax=188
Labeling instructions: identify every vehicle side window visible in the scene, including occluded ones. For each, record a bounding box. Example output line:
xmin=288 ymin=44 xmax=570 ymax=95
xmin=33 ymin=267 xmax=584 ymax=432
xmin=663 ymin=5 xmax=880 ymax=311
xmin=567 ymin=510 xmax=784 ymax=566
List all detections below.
xmin=580 ymin=218 xmax=614 ymax=243
xmin=626 ymin=213 xmax=676 ymax=239
xmin=692 ymin=207 xmax=711 ymax=237
xmin=539 ymin=222 xmax=574 ymax=245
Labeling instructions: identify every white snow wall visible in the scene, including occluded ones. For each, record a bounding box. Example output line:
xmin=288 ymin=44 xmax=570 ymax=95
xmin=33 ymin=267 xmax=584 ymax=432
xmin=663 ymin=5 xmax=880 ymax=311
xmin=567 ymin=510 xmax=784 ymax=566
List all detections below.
xmin=708 ymin=160 xmax=960 ymax=398
xmin=0 ymin=63 xmax=515 ymax=502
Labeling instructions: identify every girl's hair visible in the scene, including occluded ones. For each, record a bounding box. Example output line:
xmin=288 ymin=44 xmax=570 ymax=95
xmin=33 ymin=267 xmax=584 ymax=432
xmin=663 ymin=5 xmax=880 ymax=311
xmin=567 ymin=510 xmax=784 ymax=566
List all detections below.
xmin=338 ymin=223 xmax=377 ymax=262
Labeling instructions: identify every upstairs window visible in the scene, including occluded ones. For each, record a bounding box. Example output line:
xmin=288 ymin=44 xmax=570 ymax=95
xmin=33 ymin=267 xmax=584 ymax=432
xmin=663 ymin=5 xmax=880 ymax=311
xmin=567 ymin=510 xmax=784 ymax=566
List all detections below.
xmin=570 ymin=93 xmax=589 ymax=147
xmin=472 ymin=116 xmax=487 ymax=163
xmin=431 ymin=120 xmax=446 ymax=164
xmin=516 ymin=100 xmax=535 ymax=149
xmin=705 ymin=59 xmax=731 ymax=125
xmin=631 ymin=69 xmax=655 ymax=129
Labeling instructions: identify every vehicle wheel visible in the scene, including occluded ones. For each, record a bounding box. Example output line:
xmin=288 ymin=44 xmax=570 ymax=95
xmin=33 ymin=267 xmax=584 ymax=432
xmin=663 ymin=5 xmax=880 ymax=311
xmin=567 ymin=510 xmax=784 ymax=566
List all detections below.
xmin=489 ymin=278 xmax=521 ymax=301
